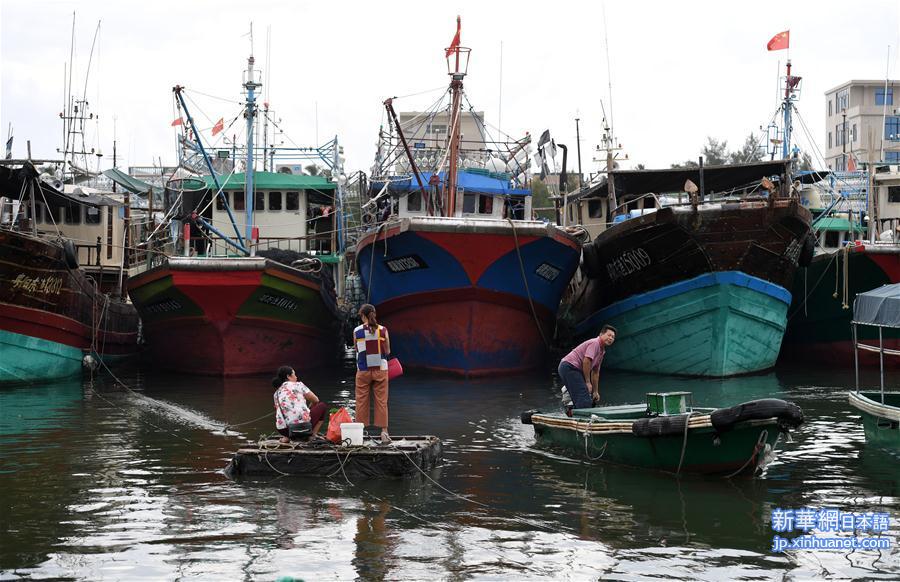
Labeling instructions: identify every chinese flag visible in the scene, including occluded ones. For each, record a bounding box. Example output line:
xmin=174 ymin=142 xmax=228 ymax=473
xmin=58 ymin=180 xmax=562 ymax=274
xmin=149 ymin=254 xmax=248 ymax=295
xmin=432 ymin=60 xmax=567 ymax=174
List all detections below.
xmin=171 ymin=117 xmax=183 ymax=127
xmin=767 ymin=30 xmax=790 ymax=51
xmin=212 ymin=117 xmax=224 ymax=136
xmin=445 ymin=16 xmax=461 ymax=57
xmin=848 ymin=153 xmax=857 ymax=172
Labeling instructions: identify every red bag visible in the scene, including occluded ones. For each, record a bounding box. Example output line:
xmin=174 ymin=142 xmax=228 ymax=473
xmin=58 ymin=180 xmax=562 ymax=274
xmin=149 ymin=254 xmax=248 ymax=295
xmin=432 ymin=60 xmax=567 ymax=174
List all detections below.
xmin=387 ymin=357 xmax=403 ymax=380
xmin=326 ymin=407 xmax=353 ymax=443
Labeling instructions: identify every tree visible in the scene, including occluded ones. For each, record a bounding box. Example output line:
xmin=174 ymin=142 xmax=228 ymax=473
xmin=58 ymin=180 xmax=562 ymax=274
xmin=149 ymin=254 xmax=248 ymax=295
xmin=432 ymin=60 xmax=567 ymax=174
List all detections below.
xmin=728 ymin=134 xmax=765 ymax=165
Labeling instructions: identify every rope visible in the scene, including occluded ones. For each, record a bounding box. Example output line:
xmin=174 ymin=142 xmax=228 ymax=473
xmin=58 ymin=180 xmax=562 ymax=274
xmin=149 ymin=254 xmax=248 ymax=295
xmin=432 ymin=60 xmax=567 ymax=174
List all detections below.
xmin=675 ymin=413 xmax=691 ymax=475
xmin=222 ymin=410 xmax=274 ymax=433
xmin=722 ymin=429 xmax=769 ymax=479
xmin=507 ymin=218 xmax=549 ymax=348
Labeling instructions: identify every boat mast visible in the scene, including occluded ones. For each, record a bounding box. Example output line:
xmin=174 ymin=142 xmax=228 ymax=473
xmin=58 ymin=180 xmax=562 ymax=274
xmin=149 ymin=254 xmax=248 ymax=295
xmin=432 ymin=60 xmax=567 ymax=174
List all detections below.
xmin=782 ymin=60 xmax=793 ymax=160
xmin=444 ymin=17 xmax=468 ymax=218
xmin=243 ymin=53 xmax=262 ymax=245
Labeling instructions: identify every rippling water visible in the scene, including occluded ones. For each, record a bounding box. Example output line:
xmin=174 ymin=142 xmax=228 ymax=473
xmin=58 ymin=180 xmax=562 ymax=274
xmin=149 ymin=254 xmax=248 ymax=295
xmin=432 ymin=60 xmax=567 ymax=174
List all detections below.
xmin=1 ymin=360 xmax=899 ymax=580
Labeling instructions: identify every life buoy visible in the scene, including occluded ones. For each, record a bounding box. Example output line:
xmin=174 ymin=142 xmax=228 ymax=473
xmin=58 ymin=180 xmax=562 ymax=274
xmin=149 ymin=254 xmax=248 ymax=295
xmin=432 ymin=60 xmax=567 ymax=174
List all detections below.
xmin=62 ymin=240 xmax=79 ymax=270
xmin=710 ymin=399 xmax=803 ymax=433
xmin=631 ymin=414 xmax=690 ymax=438
xmin=798 ymin=233 xmax=815 ymax=267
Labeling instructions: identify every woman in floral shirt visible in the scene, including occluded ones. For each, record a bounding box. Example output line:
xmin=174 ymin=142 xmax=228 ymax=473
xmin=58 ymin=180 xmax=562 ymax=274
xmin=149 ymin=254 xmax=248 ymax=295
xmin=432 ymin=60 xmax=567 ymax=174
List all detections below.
xmin=272 ymin=366 xmax=328 ymax=443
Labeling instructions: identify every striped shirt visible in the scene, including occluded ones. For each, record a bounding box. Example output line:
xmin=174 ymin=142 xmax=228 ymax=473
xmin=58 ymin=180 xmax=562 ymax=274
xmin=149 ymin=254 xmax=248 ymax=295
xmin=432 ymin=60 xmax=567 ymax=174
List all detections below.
xmin=354 ymin=324 xmax=389 ymax=371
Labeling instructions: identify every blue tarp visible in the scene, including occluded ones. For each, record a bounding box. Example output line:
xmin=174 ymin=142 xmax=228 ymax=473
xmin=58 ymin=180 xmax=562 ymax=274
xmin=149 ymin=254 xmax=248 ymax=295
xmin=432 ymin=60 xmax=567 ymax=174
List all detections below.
xmin=374 ymin=170 xmax=530 ymax=196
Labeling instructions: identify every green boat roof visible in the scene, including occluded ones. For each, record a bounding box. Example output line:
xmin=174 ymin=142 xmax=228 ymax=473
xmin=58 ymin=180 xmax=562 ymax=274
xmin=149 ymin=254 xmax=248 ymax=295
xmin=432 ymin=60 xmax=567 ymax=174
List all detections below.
xmin=814 ymin=217 xmax=863 ymax=232
xmin=198 ymin=171 xmax=336 ymax=191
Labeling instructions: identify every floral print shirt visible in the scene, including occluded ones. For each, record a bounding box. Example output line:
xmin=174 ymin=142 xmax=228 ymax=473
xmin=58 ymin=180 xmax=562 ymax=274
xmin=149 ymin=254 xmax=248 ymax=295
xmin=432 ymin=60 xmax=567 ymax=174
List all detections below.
xmin=274 ymin=381 xmax=312 ymax=429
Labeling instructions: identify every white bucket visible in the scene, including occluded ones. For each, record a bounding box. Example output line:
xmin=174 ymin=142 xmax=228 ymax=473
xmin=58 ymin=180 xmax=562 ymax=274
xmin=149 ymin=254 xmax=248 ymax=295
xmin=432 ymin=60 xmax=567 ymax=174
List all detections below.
xmin=340 ymin=422 xmax=365 ymax=446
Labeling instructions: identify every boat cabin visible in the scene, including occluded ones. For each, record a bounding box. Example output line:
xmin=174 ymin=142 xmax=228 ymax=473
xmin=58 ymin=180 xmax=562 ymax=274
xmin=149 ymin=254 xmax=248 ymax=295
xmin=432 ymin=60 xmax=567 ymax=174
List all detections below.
xmin=175 ymin=171 xmax=337 ymax=256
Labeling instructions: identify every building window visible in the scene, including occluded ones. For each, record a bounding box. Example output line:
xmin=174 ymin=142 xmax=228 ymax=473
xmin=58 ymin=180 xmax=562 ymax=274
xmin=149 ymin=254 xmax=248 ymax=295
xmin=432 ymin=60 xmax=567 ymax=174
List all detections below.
xmin=254 ymin=191 xmax=265 ymax=211
xmin=588 ymin=199 xmax=604 ymax=218
xmin=286 ymin=191 xmax=299 ymax=211
xmin=828 ymin=100 xmax=832 ymax=117
xmin=886 ymin=151 xmax=900 ymax=163
xmin=835 ymin=124 xmax=846 ymax=147
xmin=888 ymin=186 xmax=900 ymax=203
xmin=64 ymin=205 xmax=81 ymax=224
xmin=215 ymin=191 xmax=229 ymax=210
xmin=269 ymin=191 xmax=282 ymax=211
xmin=837 ymin=89 xmax=849 ymax=111
xmin=233 ymin=191 xmax=245 ymax=211
xmin=407 ymin=192 xmax=422 ymax=212
xmin=85 ymin=206 xmax=101 ymax=224
xmin=852 ymin=124 xmax=857 ymax=143
xmin=828 ymin=132 xmax=832 ymax=149
xmin=886 ymin=117 xmax=900 ymax=141
xmin=876 ymin=89 xmax=894 ymax=106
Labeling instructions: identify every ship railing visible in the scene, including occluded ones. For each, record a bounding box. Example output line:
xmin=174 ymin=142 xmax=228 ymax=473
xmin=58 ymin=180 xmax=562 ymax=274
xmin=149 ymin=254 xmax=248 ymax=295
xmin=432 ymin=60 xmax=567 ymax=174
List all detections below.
xmin=75 ymin=237 xmax=103 ymax=266
xmin=199 ymin=234 xmax=333 ymax=257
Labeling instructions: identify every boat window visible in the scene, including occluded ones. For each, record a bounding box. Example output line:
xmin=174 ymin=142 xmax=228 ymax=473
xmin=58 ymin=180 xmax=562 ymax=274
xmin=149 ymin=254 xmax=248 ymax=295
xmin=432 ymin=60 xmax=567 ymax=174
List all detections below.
xmin=64 ymin=205 xmax=81 ymax=224
xmin=233 ymin=191 xmax=245 ymax=211
xmin=407 ymin=192 xmax=422 ymax=212
xmin=255 ymin=192 xmax=265 ymax=211
xmin=286 ymin=191 xmax=300 ymax=211
xmin=462 ymin=192 xmax=477 ymax=214
xmin=85 ymin=206 xmax=101 ymax=224
xmin=588 ymin=200 xmax=603 ymax=218
xmin=269 ymin=191 xmax=282 ymax=211
xmin=505 ymin=197 xmax=525 ymax=220
xmin=46 ymin=205 xmax=60 ymax=224
xmin=216 ymin=191 xmax=229 ymax=211
xmin=33 ymin=203 xmax=43 ymax=223
xmin=824 ymin=230 xmax=840 ymax=248
xmin=478 ymin=194 xmax=493 ymax=214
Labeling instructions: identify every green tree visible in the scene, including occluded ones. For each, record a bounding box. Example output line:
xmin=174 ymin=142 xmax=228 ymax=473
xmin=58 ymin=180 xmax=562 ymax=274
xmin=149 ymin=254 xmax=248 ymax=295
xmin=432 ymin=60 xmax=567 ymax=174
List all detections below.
xmin=728 ymin=134 xmax=765 ymax=165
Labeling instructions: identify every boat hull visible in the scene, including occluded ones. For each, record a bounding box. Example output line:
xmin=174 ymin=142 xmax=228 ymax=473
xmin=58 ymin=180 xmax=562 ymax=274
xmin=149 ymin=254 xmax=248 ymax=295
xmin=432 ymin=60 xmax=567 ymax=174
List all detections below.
xmin=574 ymin=199 xmax=811 ymax=377
xmin=578 ymin=271 xmax=790 ymax=376
xmin=530 ymin=412 xmax=782 ymax=475
xmin=849 ymin=391 xmax=900 ymax=449
xmin=0 ymin=230 xmax=139 ymax=384
xmin=128 ymin=257 xmax=339 ymax=376
xmin=355 ymin=217 xmax=581 ymax=376
xmin=782 ymin=246 xmax=900 ymax=368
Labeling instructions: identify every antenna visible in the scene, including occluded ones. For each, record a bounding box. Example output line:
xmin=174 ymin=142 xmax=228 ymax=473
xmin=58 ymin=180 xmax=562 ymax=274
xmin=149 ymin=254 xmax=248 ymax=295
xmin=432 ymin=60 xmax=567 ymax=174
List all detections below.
xmin=498 ymin=40 xmax=503 ymax=130
xmin=602 ymin=1 xmax=615 ymax=146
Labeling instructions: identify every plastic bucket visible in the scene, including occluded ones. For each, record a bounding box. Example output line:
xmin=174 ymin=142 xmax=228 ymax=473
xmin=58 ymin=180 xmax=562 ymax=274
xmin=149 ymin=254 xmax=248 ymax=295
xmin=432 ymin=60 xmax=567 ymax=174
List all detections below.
xmin=340 ymin=422 xmax=365 ymax=446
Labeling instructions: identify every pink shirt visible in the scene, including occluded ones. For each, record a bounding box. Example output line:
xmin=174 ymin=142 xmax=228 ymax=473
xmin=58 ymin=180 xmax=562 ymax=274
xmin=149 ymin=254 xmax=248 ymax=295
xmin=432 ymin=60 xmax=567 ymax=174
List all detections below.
xmin=562 ymin=338 xmax=606 ymax=373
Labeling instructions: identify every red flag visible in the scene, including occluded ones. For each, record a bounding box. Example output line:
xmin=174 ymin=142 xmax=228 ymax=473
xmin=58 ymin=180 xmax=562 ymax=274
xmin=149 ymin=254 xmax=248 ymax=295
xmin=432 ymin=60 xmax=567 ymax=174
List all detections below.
xmin=211 ymin=117 xmax=224 ymax=136
xmin=848 ymin=152 xmax=857 ymax=172
xmin=171 ymin=117 xmax=183 ymax=127
xmin=445 ymin=16 xmax=461 ymax=57
xmin=767 ymin=30 xmax=789 ymax=51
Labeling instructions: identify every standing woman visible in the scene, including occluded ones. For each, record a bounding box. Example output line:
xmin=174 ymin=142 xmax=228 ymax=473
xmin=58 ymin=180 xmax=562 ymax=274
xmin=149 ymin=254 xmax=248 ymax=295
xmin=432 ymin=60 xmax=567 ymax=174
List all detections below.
xmin=353 ymin=303 xmax=391 ymax=443
xmin=272 ymin=366 xmax=328 ymax=443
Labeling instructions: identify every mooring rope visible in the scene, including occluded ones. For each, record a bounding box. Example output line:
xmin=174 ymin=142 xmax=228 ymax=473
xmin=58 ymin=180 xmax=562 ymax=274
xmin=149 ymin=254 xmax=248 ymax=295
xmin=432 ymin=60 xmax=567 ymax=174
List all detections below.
xmin=507 ymin=218 xmax=549 ymax=348
xmin=722 ymin=429 xmax=770 ymax=479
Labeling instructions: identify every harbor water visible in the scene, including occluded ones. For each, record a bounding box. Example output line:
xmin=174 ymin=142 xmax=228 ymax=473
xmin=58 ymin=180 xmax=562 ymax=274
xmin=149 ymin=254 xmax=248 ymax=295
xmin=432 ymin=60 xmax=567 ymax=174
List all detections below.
xmin=2 ymin=361 xmax=899 ymax=580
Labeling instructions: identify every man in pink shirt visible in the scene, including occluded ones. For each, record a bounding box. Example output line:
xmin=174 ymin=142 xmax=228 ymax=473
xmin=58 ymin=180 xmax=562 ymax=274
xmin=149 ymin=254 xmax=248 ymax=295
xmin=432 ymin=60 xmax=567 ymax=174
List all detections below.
xmin=558 ymin=324 xmax=617 ymax=409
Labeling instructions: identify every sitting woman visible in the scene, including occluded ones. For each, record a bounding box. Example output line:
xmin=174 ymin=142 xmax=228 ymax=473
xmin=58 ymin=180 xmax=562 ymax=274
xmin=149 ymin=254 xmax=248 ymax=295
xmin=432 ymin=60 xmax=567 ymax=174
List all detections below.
xmin=272 ymin=366 xmax=328 ymax=443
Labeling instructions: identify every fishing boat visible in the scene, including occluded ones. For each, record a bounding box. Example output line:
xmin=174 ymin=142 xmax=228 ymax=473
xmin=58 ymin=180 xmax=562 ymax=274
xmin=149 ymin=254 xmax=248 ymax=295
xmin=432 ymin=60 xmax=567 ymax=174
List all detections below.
xmin=354 ymin=19 xmax=581 ymax=376
xmin=782 ymin=168 xmax=900 ymax=368
xmin=572 ymin=160 xmax=813 ymax=377
xmin=0 ymin=163 xmax=139 ymax=383
xmin=224 ymin=435 xmax=442 ymax=479
xmin=126 ymin=53 xmax=346 ymax=376
xmin=522 ymin=392 xmax=803 ymax=476
xmin=848 ymin=282 xmax=900 ymax=449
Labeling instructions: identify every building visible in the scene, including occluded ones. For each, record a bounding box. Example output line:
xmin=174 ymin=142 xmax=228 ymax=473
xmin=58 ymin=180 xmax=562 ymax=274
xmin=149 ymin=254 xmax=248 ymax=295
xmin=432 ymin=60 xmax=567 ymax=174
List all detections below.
xmin=824 ymin=80 xmax=900 ymax=170
xmin=392 ymin=110 xmax=489 ymax=174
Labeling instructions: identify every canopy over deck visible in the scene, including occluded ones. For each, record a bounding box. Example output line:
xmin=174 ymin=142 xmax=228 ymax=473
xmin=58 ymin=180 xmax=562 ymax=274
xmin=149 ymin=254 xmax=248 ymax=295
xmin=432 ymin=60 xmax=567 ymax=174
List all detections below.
xmin=853 ymin=283 xmax=900 ymax=328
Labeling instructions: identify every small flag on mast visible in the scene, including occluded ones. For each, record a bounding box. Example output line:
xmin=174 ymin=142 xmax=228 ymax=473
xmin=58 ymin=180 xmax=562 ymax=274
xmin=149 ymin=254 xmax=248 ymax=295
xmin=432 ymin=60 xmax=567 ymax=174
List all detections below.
xmin=767 ymin=30 xmax=790 ymax=51
xmin=212 ymin=118 xmax=224 ymax=136
xmin=445 ymin=16 xmax=461 ymax=57
xmin=171 ymin=117 xmax=184 ymax=127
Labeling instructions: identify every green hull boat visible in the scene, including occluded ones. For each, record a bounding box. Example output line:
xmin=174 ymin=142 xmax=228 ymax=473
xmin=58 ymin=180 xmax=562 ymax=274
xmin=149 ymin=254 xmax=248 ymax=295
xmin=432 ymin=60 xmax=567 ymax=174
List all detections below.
xmin=523 ymin=394 xmax=803 ymax=476
xmin=848 ymin=391 xmax=900 ymax=450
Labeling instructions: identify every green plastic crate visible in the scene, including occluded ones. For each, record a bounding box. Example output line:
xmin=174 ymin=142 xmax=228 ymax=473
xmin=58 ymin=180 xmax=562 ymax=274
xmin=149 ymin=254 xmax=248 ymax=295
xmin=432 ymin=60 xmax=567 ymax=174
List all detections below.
xmin=646 ymin=392 xmax=693 ymax=416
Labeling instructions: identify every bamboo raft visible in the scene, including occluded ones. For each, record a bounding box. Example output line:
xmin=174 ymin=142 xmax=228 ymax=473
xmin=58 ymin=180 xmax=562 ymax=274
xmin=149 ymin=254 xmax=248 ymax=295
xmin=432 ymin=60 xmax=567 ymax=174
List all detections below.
xmin=224 ymin=435 xmax=443 ymax=480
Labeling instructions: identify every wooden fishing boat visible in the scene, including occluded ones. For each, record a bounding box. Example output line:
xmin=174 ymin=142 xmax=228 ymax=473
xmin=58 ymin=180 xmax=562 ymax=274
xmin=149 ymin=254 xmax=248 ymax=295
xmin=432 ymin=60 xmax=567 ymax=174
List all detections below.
xmin=224 ymin=435 xmax=443 ymax=479
xmin=522 ymin=393 xmax=803 ymax=476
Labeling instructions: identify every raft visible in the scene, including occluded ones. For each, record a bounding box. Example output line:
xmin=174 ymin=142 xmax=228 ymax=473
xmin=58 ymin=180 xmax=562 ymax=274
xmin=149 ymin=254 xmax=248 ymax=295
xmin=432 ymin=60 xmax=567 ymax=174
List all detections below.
xmin=522 ymin=393 xmax=803 ymax=476
xmin=224 ymin=435 xmax=443 ymax=479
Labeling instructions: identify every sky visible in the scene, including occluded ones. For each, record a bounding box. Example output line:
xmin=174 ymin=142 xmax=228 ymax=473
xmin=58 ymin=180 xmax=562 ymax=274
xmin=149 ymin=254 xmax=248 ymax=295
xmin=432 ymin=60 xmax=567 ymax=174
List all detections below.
xmin=2 ymin=0 xmax=899 ymax=181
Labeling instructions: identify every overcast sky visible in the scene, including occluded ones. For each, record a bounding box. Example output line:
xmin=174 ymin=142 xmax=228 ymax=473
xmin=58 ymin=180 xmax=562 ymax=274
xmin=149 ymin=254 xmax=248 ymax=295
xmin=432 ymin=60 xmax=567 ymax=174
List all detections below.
xmin=2 ymin=0 xmax=898 ymax=179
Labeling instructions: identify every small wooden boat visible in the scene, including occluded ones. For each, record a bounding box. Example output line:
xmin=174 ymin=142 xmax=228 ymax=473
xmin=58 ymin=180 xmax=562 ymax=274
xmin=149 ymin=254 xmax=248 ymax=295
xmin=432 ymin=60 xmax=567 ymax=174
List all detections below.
xmin=522 ymin=392 xmax=803 ymax=476
xmin=224 ymin=435 xmax=443 ymax=480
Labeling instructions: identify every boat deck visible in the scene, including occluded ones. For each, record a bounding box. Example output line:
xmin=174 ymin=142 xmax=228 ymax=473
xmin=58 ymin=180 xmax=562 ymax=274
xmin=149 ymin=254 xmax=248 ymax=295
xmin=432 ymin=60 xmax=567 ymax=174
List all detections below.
xmin=224 ymin=435 xmax=443 ymax=480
